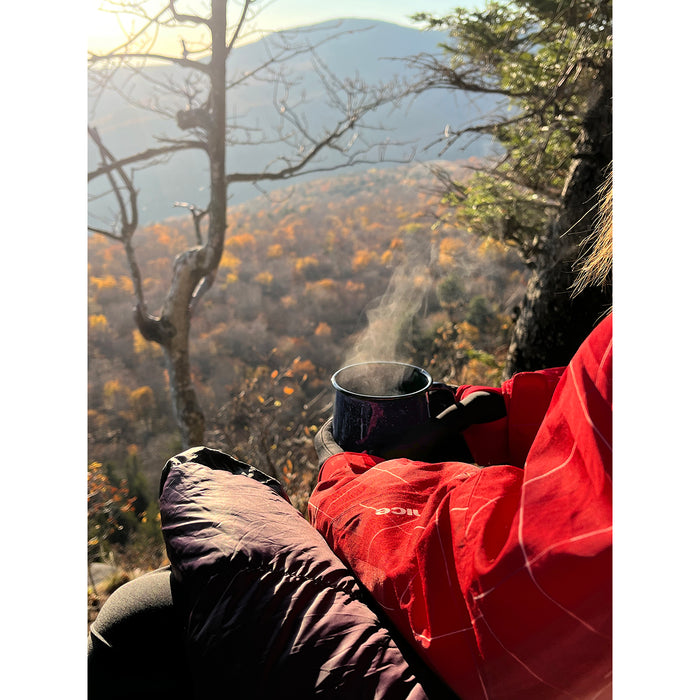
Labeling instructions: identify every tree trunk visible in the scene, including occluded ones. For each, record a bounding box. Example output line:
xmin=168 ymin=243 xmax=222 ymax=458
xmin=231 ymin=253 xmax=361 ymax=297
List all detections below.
xmin=207 ymin=0 xmax=228 ymax=268
xmin=133 ymin=1 xmax=229 ymax=449
xmin=503 ymin=62 xmax=612 ymax=378
xmin=135 ymin=247 xmax=209 ymax=449
xmin=163 ymin=336 xmax=205 ymax=448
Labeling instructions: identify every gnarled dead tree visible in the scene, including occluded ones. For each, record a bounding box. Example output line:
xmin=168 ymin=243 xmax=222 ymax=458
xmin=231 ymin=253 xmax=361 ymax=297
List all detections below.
xmin=89 ymin=0 xmax=410 ymax=447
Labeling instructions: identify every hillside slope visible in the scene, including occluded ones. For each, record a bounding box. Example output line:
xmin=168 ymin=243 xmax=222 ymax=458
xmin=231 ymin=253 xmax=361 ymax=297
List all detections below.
xmin=88 ymin=161 xmax=526 ymax=497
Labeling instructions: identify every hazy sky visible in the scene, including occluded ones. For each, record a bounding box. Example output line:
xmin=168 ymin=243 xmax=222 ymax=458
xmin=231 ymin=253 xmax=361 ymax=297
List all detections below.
xmin=88 ymin=0 xmax=476 ymax=54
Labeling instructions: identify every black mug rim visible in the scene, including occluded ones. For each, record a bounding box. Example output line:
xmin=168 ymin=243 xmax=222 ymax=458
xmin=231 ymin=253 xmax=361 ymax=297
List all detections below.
xmin=331 ymin=360 xmax=433 ymax=400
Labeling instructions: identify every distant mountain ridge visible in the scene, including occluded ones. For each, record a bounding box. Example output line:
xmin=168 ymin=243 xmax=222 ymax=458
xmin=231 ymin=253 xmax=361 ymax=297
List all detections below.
xmin=88 ymin=18 xmax=499 ymax=226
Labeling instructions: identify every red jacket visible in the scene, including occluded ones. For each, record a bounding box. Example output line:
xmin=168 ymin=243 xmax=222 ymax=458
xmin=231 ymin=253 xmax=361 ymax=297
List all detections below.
xmin=309 ymin=314 xmax=612 ymax=699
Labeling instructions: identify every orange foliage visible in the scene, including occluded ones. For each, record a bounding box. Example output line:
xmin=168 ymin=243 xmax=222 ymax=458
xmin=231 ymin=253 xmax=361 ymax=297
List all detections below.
xmin=88 ymin=461 xmax=137 ymax=545
xmin=119 ymin=275 xmax=134 ymax=294
xmin=315 ymin=278 xmax=337 ymax=290
xmin=295 ymin=256 xmax=319 ymax=274
xmin=133 ymin=329 xmax=159 ymax=356
xmin=305 ymin=279 xmax=337 ymax=295
xmin=89 ymin=314 xmax=108 ymax=330
xmin=438 ymin=237 xmax=467 ymax=267
xmin=103 ymin=379 xmax=125 ymax=399
xmin=452 ymin=321 xmax=480 ymax=349
xmin=129 ymin=386 xmax=156 ymax=414
xmin=220 ymin=251 xmax=241 ymax=272
xmin=478 ymin=237 xmax=509 ymax=257
xmin=155 ymin=225 xmax=172 ymax=246
xmin=255 ymin=271 xmax=274 ymax=287
xmin=345 ymin=280 xmax=365 ymax=294
xmin=229 ymin=233 xmax=256 ymax=250
xmin=352 ymin=249 xmax=375 ymax=271
xmin=291 ymin=358 xmax=316 ymax=377
xmin=267 ymin=243 xmax=284 ymax=259
xmin=90 ymin=275 xmax=118 ymax=291
xmin=220 ymin=251 xmax=241 ymax=285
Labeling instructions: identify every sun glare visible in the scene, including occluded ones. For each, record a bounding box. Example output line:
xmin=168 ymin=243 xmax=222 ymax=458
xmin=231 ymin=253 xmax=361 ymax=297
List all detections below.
xmin=88 ymin=4 xmax=124 ymax=53
xmin=88 ymin=1 xmax=195 ymax=57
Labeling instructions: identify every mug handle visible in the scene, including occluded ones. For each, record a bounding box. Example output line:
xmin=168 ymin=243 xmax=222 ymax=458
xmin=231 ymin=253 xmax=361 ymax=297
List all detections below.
xmin=378 ymin=383 xmax=472 ymax=462
xmin=426 ymin=382 xmax=459 ymax=418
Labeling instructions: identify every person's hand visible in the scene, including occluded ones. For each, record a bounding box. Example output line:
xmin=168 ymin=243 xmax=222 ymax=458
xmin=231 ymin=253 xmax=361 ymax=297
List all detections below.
xmin=379 ymin=390 xmax=506 ymax=462
xmin=314 ymin=419 xmax=344 ymax=469
xmin=435 ymin=390 xmax=506 ymax=425
xmin=313 ymin=391 xmax=506 ymax=467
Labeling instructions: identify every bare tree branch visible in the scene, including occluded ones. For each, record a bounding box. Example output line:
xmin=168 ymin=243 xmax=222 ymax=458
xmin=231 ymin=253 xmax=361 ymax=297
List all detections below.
xmin=226 ymin=0 xmax=253 ymax=57
xmin=88 ymin=126 xmax=138 ymax=235
xmin=174 ymin=201 xmax=209 ymax=245
xmin=88 ymin=126 xmax=150 ymax=315
xmin=169 ymin=0 xmax=212 ymax=27
xmin=88 ymin=141 xmax=205 ymax=181
xmin=90 ymin=50 xmax=209 ymax=72
xmin=399 ymin=53 xmax=529 ymax=99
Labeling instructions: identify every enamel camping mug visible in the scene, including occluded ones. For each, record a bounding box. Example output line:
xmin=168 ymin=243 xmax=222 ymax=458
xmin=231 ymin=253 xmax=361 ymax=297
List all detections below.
xmin=330 ymin=360 xmax=456 ymax=455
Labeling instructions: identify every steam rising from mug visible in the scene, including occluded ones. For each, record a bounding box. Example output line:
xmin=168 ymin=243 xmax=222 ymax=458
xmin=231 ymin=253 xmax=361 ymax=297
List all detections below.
xmin=343 ymin=266 xmax=430 ymax=367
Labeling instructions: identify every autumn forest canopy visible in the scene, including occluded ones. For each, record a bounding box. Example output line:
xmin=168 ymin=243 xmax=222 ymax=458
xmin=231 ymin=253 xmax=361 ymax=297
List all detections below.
xmin=89 ymin=162 xmax=527 ymax=510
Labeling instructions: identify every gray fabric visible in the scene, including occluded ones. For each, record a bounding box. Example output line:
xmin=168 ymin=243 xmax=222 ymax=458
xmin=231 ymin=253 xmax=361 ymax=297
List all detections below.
xmin=88 ymin=567 xmax=193 ymax=699
xmin=314 ymin=418 xmax=345 ymax=467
